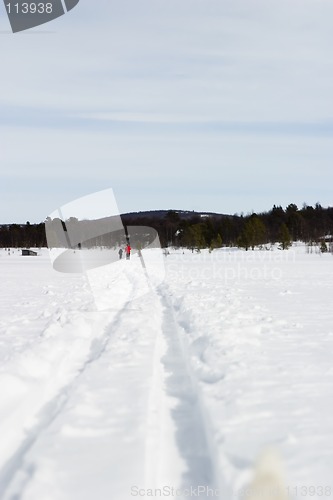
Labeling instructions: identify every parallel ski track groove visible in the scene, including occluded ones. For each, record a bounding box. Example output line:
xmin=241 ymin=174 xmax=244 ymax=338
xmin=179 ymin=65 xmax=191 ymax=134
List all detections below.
xmin=155 ymin=283 xmax=224 ymax=497
xmin=0 ymin=279 xmax=138 ymax=499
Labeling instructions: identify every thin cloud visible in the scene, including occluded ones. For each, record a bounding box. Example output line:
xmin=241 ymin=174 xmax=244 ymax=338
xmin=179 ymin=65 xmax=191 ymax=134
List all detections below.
xmin=1 ymin=0 xmax=333 ymax=222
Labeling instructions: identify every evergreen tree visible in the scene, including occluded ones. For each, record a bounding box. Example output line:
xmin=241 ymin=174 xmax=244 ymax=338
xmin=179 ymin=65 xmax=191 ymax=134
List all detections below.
xmin=210 ymin=233 xmax=222 ymax=250
xmin=278 ymin=223 xmax=292 ymax=250
xmin=183 ymin=224 xmax=206 ymax=251
xmin=238 ymin=216 xmax=267 ymax=250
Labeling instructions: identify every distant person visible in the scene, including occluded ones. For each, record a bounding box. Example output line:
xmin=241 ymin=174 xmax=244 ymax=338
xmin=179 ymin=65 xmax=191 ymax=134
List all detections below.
xmin=118 ymin=248 xmax=123 ymax=260
xmin=125 ymin=244 xmax=131 ymax=260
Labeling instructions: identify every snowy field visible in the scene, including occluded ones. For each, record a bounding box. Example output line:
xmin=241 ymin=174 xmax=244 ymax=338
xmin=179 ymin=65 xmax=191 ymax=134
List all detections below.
xmin=0 ymin=246 xmax=333 ymax=500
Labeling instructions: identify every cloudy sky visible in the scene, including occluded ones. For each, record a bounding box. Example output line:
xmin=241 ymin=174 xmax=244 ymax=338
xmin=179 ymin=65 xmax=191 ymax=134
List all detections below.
xmin=1 ymin=0 xmax=333 ymax=223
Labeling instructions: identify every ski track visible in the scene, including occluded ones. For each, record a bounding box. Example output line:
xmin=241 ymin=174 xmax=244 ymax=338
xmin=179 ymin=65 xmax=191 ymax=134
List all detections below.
xmin=0 ymin=255 xmax=226 ymax=500
xmin=0 ymin=269 xmax=139 ymax=499
xmin=155 ymin=283 xmax=225 ymax=496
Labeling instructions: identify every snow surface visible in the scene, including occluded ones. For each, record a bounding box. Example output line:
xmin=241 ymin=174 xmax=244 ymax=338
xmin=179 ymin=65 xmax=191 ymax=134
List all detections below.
xmin=0 ymin=246 xmax=332 ymax=500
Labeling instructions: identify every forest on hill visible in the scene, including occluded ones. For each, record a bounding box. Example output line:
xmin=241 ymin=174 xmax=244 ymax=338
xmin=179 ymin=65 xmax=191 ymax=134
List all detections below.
xmin=1 ymin=203 xmax=333 ymax=251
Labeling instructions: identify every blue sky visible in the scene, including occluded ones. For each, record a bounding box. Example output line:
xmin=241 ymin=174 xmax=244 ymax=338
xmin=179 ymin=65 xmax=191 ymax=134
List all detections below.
xmin=1 ymin=0 xmax=333 ymax=222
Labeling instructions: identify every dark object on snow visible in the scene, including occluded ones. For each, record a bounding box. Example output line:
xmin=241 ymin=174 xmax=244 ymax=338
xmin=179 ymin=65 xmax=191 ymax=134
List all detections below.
xmin=22 ymin=249 xmax=37 ymax=256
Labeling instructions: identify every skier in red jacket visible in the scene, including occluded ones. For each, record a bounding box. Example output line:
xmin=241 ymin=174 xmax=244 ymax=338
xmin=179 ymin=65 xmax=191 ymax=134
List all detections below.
xmin=125 ymin=244 xmax=131 ymax=260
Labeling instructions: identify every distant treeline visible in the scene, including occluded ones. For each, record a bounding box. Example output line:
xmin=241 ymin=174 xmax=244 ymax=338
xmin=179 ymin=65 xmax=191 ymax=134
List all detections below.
xmin=123 ymin=203 xmax=333 ymax=251
xmin=0 ymin=222 xmax=46 ymax=249
xmin=1 ymin=203 xmax=333 ymax=251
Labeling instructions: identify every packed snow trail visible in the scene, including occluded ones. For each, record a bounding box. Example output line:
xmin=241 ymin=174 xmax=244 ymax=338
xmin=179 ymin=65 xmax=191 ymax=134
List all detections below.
xmin=0 ymin=252 xmax=219 ymax=500
xmin=155 ymin=285 xmax=219 ymax=493
xmin=0 ymin=256 xmax=140 ymax=499
xmin=2 ymin=300 xmax=157 ymax=499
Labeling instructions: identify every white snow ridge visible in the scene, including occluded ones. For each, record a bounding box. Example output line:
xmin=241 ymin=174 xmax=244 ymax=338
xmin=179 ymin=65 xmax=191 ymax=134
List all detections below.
xmin=0 ymin=245 xmax=332 ymax=500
